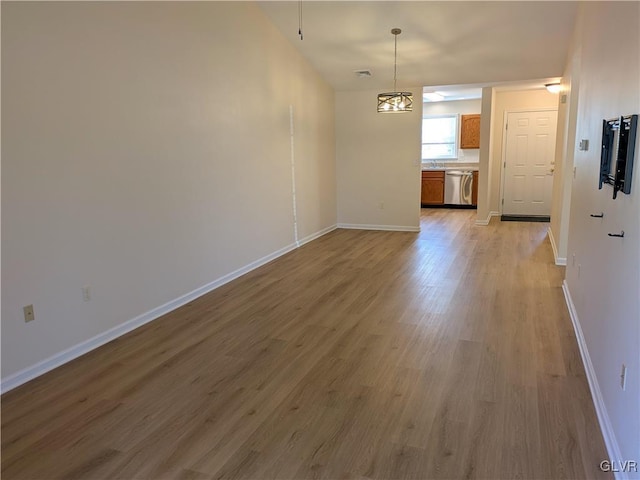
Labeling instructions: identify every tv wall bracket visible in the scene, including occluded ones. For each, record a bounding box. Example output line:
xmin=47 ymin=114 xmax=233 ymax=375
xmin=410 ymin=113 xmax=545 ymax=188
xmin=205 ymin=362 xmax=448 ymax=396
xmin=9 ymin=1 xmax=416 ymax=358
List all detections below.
xmin=600 ymin=114 xmax=638 ymax=199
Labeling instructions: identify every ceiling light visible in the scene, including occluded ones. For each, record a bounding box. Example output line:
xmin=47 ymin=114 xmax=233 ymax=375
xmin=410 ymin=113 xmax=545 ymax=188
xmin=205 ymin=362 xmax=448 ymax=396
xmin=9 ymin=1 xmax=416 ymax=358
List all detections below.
xmin=424 ymin=92 xmax=445 ymax=102
xmin=377 ymin=28 xmax=413 ymax=113
xmin=545 ymin=83 xmax=561 ymax=94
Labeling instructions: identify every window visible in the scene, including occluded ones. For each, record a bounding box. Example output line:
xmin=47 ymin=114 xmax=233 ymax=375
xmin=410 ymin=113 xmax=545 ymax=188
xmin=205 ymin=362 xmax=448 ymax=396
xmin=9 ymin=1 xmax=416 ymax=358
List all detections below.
xmin=422 ymin=115 xmax=458 ymax=160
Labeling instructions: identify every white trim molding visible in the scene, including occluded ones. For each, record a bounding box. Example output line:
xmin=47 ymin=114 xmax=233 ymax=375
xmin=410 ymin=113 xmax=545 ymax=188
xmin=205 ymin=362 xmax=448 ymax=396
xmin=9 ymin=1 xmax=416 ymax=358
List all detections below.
xmin=475 ymin=211 xmax=500 ymax=226
xmin=337 ymin=223 xmax=420 ymax=232
xmin=298 ymin=224 xmax=337 ymax=247
xmin=562 ymin=281 xmax=627 ymax=480
xmin=1 ymin=224 xmax=337 ymax=393
xmin=548 ymin=227 xmax=567 ymax=265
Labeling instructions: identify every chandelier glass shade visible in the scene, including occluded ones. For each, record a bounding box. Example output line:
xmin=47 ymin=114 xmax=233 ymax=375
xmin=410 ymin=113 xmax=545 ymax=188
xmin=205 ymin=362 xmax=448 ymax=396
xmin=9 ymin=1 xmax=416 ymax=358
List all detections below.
xmin=377 ymin=92 xmax=413 ymax=112
xmin=378 ymin=28 xmax=413 ymax=113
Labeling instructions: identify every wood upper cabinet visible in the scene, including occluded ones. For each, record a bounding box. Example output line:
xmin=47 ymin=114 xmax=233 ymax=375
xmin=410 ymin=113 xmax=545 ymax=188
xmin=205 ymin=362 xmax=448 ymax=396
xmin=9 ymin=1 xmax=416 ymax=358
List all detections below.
xmin=460 ymin=114 xmax=481 ymax=149
xmin=421 ymin=171 xmax=445 ymax=205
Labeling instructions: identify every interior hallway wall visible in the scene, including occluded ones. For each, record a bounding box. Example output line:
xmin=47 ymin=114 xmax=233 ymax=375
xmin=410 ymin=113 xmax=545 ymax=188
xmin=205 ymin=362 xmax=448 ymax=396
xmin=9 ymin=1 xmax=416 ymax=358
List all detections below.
xmin=477 ymin=87 xmax=495 ymax=224
xmin=549 ymin=37 xmax=581 ymax=266
xmin=563 ymin=2 xmax=640 ymax=471
xmin=336 ymin=89 xmax=422 ymax=231
xmin=2 ymin=2 xmax=336 ymax=384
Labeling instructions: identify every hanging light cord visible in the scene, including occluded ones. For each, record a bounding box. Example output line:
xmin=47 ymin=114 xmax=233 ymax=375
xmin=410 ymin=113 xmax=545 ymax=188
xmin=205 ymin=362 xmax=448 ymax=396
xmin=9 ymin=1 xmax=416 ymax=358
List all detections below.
xmin=298 ymin=0 xmax=303 ymax=40
xmin=393 ymin=32 xmax=398 ymax=92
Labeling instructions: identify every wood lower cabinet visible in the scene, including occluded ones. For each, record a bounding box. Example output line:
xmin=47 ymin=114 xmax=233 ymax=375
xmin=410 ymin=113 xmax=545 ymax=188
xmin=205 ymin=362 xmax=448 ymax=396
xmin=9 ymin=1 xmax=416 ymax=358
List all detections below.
xmin=421 ymin=171 xmax=445 ymax=205
xmin=472 ymin=170 xmax=479 ymax=206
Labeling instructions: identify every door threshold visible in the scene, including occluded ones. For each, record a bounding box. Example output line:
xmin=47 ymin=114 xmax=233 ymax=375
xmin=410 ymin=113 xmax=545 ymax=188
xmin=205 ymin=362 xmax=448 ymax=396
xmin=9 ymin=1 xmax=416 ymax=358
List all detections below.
xmin=501 ymin=215 xmax=550 ymax=223
xmin=421 ymin=204 xmax=477 ymax=209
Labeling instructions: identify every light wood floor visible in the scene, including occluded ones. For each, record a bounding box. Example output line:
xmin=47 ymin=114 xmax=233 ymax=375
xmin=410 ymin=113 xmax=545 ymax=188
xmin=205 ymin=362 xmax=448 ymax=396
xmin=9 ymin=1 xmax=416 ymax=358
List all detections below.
xmin=2 ymin=209 xmax=610 ymax=480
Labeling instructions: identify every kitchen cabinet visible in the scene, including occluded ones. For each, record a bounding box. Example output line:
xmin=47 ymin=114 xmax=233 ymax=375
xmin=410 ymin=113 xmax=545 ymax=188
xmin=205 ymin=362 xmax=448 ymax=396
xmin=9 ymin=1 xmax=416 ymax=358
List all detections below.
xmin=421 ymin=171 xmax=445 ymax=205
xmin=472 ymin=171 xmax=479 ymax=205
xmin=460 ymin=114 xmax=481 ymax=149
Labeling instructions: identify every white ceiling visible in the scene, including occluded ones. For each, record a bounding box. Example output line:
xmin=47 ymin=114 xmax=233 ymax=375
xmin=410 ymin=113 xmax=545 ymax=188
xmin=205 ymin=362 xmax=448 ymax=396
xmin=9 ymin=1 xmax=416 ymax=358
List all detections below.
xmin=258 ymin=1 xmax=578 ymax=93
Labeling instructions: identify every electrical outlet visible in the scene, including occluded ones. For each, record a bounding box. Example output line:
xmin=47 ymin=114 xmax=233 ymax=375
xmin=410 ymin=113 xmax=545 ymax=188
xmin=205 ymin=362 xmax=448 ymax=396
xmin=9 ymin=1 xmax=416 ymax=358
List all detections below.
xmin=82 ymin=286 xmax=91 ymax=302
xmin=572 ymin=253 xmax=576 ymax=267
xmin=620 ymin=364 xmax=627 ymax=390
xmin=23 ymin=304 xmax=35 ymax=322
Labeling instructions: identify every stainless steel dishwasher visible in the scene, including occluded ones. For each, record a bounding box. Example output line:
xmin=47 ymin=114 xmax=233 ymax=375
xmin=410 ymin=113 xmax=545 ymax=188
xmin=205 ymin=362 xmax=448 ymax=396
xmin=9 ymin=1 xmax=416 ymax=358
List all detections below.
xmin=444 ymin=170 xmax=473 ymax=205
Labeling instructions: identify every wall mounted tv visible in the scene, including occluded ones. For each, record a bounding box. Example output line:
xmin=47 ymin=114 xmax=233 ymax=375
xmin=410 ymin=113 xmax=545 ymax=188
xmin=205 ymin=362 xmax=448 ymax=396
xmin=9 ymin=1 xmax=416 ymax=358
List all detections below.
xmin=600 ymin=114 xmax=638 ymax=199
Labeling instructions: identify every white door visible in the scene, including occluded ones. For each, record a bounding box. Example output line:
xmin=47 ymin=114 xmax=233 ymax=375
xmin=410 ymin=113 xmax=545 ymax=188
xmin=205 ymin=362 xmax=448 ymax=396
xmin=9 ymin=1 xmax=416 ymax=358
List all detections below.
xmin=502 ymin=110 xmax=557 ymax=216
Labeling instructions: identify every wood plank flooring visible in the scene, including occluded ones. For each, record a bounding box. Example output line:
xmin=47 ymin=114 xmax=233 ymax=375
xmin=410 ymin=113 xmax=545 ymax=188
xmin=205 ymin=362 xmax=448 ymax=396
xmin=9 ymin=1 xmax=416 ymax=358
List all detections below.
xmin=1 ymin=209 xmax=611 ymax=479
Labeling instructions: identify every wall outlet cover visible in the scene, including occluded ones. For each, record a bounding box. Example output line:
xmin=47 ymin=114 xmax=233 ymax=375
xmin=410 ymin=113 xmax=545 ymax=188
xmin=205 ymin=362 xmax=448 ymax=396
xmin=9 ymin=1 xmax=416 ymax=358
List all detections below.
xmin=23 ymin=305 xmax=35 ymax=322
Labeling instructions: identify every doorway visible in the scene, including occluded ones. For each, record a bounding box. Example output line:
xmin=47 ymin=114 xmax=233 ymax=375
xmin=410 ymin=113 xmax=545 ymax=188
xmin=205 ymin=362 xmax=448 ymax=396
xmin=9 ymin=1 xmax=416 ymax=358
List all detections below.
xmin=501 ymin=109 xmax=558 ymax=219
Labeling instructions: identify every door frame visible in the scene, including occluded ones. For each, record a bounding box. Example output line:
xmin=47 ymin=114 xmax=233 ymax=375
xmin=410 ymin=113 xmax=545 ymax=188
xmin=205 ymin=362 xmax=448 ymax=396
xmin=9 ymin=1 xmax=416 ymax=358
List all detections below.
xmin=498 ymin=108 xmax=558 ymax=215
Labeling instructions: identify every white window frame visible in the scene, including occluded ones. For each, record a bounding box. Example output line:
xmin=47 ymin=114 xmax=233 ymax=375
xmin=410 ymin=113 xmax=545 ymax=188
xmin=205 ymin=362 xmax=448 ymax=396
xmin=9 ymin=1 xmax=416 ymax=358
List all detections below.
xmin=422 ymin=114 xmax=458 ymax=160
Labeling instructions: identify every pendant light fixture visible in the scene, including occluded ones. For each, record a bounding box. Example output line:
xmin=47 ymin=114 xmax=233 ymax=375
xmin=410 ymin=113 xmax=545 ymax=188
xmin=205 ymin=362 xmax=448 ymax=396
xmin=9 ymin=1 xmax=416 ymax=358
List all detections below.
xmin=377 ymin=28 xmax=413 ymax=113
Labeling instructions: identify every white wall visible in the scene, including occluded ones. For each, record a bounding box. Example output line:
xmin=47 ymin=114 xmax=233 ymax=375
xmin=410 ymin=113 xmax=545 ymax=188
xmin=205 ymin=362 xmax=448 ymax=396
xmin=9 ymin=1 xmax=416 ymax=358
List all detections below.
xmin=336 ymin=89 xmax=422 ymax=231
xmin=550 ymin=38 xmax=581 ymax=266
xmin=477 ymin=87 xmax=495 ymax=224
xmin=562 ymin=2 xmax=640 ymax=472
xmin=422 ymin=99 xmax=481 ymax=164
xmin=1 ymin=2 xmax=336 ymax=384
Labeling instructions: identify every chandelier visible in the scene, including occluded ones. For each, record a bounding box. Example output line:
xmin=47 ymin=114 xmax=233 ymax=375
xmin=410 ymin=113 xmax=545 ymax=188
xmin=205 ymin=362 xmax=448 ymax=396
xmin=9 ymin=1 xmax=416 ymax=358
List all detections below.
xmin=377 ymin=28 xmax=413 ymax=113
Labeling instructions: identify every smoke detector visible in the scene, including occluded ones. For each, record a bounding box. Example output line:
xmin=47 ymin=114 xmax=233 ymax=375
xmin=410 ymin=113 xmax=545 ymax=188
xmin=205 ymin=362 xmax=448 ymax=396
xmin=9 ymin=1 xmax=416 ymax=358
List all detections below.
xmin=354 ymin=70 xmax=372 ymax=78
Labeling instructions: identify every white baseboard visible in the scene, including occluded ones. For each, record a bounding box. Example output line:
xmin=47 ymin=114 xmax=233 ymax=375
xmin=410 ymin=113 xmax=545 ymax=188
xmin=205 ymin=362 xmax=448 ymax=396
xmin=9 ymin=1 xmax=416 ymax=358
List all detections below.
xmin=297 ymin=224 xmax=337 ymax=247
xmin=337 ymin=223 xmax=420 ymax=232
xmin=475 ymin=211 xmax=500 ymax=226
xmin=562 ymin=281 xmax=626 ymax=480
xmin=548 ymin=227 xmax=567 ymax=266
xmin=1 ymin=224 xmax=337 ymax=394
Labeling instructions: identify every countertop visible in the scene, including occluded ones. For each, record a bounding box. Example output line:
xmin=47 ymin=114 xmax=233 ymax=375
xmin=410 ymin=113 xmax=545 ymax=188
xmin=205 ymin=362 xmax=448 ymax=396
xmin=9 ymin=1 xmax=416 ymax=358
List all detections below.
xmin=422 ymin=164 xmax=479 ymax=172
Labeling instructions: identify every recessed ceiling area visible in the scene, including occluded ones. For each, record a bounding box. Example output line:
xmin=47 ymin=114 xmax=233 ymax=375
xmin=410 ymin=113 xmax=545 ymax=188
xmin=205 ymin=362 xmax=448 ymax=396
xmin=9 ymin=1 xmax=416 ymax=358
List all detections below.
xmin=423 ymin=87 xmax=482 ymax=103
xmin=421 ymin=77 xmax=563 ymax=102
xmin=258 ymin=2 xmax=578 ymax=92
